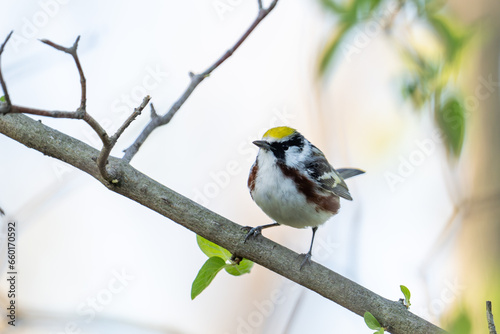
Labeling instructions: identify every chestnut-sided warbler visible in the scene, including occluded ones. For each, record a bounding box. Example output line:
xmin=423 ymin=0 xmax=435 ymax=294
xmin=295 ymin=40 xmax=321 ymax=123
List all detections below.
xmin=246 ymin=126 xmax=364 ymax=268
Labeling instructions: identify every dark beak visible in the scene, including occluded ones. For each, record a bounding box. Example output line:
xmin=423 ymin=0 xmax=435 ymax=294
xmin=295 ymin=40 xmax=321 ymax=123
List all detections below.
xmin=253 ymin=140 xmax=271 ymax=150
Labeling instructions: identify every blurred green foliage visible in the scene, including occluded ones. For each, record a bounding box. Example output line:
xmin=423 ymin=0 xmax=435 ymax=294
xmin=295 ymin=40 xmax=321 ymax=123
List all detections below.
xmin=318 ymin=0 xmax=473 ymax=159
xmin=446 ymin=308 xmax=472 ymax=334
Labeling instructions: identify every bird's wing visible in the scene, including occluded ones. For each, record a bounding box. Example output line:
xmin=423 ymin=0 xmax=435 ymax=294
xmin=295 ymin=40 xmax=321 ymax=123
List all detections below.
xmin=305 ymin=146 xmax=353 ymax=201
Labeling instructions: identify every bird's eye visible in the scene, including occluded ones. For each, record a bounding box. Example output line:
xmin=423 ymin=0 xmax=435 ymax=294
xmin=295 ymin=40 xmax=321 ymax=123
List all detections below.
xmin=269 ymin=143 xmax=286 ymax=160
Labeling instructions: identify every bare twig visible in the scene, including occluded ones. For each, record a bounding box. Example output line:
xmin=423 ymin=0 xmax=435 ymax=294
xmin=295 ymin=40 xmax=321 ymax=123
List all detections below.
xmin=0 ymin=31 xmax=14 ymax=109
xmin=83 ymin=112 xmax=109 ymax=144
xmin=122 ymin=0 xmax=279 ymax=163
xmin=111 ymin=96 xmax=151 ymax=143
xmin=6 ymin=105 xmax=84 ymax=118
xmin=97 ymin=96 xmax=151 ymax=181
xmin=0 ymin=32 xmax=136 ymax=182
xmin=41 ymin=36 xmax=86 ymax=110
xmin=150 ymin=103 xmax=159 ymax=119
xmin=0 ymin=32 xmax=152 ymax=183
xmin=487 ymin=301 xmax=498 ymax=334
xmin=37 ymin=36 xmax=109 ymax=149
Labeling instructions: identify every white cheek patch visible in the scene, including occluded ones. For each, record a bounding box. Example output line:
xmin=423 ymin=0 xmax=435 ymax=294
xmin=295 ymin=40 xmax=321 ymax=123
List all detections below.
xmin=284 ymin=140 xmax=310 ymax=169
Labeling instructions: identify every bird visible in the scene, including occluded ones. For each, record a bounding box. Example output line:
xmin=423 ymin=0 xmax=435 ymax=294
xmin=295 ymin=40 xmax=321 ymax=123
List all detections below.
xmin=245 ymin=126 xmax=364 ymax=269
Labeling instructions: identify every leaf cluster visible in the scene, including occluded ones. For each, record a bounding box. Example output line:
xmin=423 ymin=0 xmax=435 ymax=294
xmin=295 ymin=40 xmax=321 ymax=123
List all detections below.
xmin=191 ymin=235 xmax=254 ymax=299
xmin=318 ymin=0 xmax=474 ymax=159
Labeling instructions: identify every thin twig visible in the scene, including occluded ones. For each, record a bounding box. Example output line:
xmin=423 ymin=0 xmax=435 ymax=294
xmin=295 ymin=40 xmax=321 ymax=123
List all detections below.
xmin=111 ymin=96 xmax=151 ymax=143
xmin=487 ymin=301 xmax=498 ymax=334
xmin=41 ymin=36 xmax=86 ymax=110
xmin=8 ymin=105 xmax=84 ymax=118
xmin=0 ymin=31 xmax=14 ymax=109
xmin=122 ymin=0 xmax=279 ymax=163
xmin=97 ymin=96 xmax=151 ymax=181
xmin=150 ymin=103 xmax=159 ymax=119
xmin=39 ymin=36 xmax=109 ymax=150
xmin=0 ymin=33 xmax=117 ymax=182
xmin=258 ymin=0 xmax=263 ymax=10
xmin=84 ymin=113 xmax=109 ymax=144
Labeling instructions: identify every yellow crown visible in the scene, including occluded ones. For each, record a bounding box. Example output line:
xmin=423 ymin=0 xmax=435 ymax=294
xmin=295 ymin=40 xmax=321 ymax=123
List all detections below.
xmin=262 ymin=126 xmax=296 ymax=140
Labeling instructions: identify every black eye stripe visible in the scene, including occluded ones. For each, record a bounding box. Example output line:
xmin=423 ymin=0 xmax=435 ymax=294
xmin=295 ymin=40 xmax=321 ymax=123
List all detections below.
xmin=283 ymin=135 xmax=303 ymax=149
xmin=268 ymin=135 xmax=304 ymax=160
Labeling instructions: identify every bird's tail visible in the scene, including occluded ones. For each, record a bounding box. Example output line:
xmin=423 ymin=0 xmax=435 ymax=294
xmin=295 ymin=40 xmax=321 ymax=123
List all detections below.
xmin=336 ymin=168 xmax=365 ymax=180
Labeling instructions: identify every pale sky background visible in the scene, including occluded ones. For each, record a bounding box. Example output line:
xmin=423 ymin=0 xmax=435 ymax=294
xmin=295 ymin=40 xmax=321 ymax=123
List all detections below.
xmin=0 ymin=1 xmax=460 ymax=333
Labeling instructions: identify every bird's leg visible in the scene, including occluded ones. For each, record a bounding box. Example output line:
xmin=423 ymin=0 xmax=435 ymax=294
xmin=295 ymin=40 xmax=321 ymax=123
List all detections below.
xmin=244 ymin=222 xmax=280 ymax=242
xmin=300 ymin=226 xmax=318 ymax=270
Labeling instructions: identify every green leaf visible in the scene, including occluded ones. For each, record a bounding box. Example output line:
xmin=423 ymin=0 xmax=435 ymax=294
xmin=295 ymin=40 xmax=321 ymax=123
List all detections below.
xmin=358 ymin=0 xmax=383 ymax=15
xmin=225 ymin=258 xmax=254 ymax=276
xmin=0 ymin=96 xmax=5 ymax=102
xmin=424 ymin=0 xmax=446 ymax=14
xmin=191 ymin=256 xmax=227 ymax=300
xmin=196 ymin=235 xmax=255 ymax=275
xmin=375 ymin=328 xmax=385 ymax=334
xmin=319 ymin=0 xmax=348 ymax=14
xmin=435 ymin=96 xmax=465 ymax=157
xmin=317 ymin=0 xmax=388 ymax=76
xmin=369 ymin=0 xmax=383 ymax=11
xmin=364 ymin=311 xmax=382 ymax=330
xmin=400 ymin=285 xmax=411 ymax=308
xmin=427 ymin=14 xmax=468 ymax=62
xmin=318 ymin=22 xmax=351 ymax=75
xmin=196 ymin=235 xmax=231 ymax=260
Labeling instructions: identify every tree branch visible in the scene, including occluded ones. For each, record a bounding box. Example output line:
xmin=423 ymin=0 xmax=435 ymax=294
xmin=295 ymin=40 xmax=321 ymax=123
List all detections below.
xmin=0 ymin=33 xmax=150 ymax=182
xmin=488 ymin=301 xmax=498 ymax=334
xmin=121 ymin=0 xmax=279 ymax=163
xmin=0 ymin=113 xmax=447 ymax=334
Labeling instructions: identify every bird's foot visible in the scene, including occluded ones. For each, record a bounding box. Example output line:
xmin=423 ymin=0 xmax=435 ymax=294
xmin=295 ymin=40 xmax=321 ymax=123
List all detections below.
xmin=243 ymin=226 xmax=263 ymax=243
xmin=299 ymin=252 xmax=313 ymax=270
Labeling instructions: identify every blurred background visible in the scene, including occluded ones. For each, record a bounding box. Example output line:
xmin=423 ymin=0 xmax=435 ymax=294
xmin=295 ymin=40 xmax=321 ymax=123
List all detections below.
xmin=0 ymin=0 xmax=498 ymax=333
